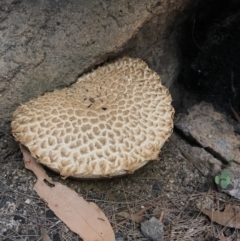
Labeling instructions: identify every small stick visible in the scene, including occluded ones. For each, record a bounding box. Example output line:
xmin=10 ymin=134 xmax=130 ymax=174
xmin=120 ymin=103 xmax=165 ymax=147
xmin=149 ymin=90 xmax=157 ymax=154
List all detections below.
xmin=159 ymin=210 xmax=164 ymax=222
xmin=230 ymin=101 xmax=240 ymax=123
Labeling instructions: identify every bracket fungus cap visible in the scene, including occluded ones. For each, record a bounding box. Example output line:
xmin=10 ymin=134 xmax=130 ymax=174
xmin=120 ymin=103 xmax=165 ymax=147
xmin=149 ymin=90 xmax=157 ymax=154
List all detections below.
xmin=11 ymin=57 xmax=174 ymax=179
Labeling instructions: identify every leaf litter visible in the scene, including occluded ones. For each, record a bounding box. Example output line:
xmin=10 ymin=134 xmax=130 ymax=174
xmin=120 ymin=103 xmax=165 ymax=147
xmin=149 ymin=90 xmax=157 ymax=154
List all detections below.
xmin=20 ymin=145 xmax=115 ymax=241
xmin=3 ymin=132 xmax=240 ymax=240
xmin=202 ymin=204 xmax=240 ymax=229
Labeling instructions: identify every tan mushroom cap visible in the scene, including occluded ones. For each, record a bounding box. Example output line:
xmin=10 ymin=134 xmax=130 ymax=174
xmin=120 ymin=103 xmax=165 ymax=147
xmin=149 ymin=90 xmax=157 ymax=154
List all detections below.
xmin=11 ymin=57 xmax=174 ymax=178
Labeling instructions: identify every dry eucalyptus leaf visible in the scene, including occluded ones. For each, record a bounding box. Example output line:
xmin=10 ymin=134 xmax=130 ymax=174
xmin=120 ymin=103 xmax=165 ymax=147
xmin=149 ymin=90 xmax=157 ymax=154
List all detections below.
xmin=21 ymin=145 xmax=115 ymax=241
xmin=202 ymin=204 xmax=240 ymax=229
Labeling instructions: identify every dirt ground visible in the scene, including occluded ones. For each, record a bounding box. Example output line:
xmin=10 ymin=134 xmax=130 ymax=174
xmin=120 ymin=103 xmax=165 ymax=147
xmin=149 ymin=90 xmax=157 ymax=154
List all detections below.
xmin=1 ymin=109 xmax=240 ymax=241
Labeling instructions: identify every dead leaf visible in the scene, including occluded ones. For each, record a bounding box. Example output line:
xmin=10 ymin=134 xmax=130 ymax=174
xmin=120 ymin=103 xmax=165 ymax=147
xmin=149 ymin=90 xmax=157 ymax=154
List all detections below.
xmin=20 ymin=145 xmax=115 ymax=241
xmin=202 ymin=204 xmax=240 ymax=229
xmin=40 ymin=227 xmax=52 ymax=241
xmin=117 ymin=211 xmax=145 ymax=223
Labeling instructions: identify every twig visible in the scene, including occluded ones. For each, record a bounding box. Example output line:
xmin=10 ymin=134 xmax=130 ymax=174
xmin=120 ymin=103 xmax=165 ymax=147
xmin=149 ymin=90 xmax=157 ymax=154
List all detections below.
xmin=159 ymin=210 xmax=164 ymax=222
xmin=192 ymin=17 xmax=203 ymax=51
xmin=121 ymin=179 xmax=137 ymax=236
xmin=230 ymin=101 xmax=240 ymax=123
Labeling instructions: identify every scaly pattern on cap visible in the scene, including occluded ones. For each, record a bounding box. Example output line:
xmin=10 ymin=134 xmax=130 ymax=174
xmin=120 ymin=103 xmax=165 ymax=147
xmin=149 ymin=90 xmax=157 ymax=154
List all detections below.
xmin=11 ymin=57 xmax=174 ymax=178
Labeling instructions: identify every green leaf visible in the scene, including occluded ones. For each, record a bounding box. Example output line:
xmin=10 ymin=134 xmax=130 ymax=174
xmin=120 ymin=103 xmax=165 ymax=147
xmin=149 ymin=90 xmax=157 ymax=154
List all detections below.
xmin=215 ymin=176 xmax=220 ymax=184
xmin=226 ymin=176 xmax=231 ymax=185
xmin=221 ymin=180 xmax=229 ymax=189
xmin=221 ymin=170 xmax=229 ymax=179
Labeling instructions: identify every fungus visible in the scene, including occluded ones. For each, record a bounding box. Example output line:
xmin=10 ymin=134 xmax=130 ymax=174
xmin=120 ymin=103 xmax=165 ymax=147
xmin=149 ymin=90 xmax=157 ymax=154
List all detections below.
xmin=11 ymin=57 xmax=174 ymax=178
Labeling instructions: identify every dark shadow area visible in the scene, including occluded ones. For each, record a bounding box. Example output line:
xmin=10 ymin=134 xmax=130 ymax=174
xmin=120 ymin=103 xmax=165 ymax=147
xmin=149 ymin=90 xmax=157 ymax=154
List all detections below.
xmin=179 ymin=0 xmax=240 ymax=114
